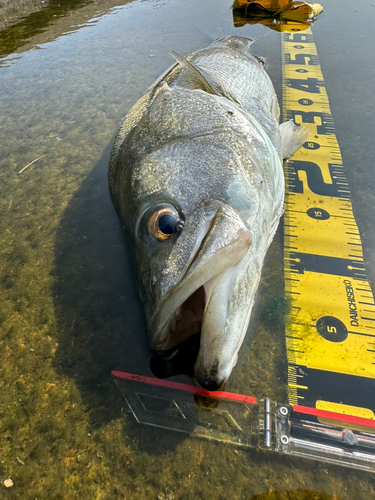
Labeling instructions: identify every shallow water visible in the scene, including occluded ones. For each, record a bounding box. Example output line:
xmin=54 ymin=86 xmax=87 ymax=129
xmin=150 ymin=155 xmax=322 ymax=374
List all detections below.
xmin=0 ymin=0 xmax=375 ymax=498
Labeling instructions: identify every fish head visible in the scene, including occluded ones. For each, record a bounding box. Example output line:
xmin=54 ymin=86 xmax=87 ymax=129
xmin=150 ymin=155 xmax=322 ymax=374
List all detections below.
xmin=109 ymin=82 xmax=278 ymax=390
xmin=115 ymin=128 xmax=262 ymax=390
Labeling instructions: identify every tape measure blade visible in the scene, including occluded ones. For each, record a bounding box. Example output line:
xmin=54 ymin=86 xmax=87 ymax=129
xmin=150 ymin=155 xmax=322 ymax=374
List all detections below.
xmin=282 ymin=28 xmax=375 ymax=425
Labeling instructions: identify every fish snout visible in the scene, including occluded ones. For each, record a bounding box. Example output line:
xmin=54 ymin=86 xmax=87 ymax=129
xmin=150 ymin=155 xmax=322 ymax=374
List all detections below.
xmin=195 ymin=370 xmax=226 ymax=392
xmin=194 ymin=356 xmax=228 ymax=392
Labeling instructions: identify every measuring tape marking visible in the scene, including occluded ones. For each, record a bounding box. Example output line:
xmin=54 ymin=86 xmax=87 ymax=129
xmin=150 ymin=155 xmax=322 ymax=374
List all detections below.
xmin=282 ymin=28 xmax=375 ymax=415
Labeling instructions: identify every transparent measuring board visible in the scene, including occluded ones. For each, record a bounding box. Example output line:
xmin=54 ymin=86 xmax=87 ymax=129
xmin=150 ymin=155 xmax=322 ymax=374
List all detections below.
xmin=113 ymin=371 xmax=375 ymax=473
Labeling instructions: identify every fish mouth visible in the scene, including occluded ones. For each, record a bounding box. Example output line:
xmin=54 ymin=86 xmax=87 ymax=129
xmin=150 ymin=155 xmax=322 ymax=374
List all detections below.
xmin=149 ymin=203 xmax=252 ymax=391
xmin=168 ymin=285 xmax=206 ymax=343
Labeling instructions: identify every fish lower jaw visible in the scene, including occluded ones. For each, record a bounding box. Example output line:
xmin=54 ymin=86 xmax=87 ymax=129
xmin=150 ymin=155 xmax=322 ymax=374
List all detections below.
xmin=194 ymin=351 xmax=239 ymax=392
xmin=194 ymin=366 xmax=226 ymax=392
xmin=150 ymin=261 xmax=250 ymax=392
xmin=153 ymin=264 xmax=237 ymax=355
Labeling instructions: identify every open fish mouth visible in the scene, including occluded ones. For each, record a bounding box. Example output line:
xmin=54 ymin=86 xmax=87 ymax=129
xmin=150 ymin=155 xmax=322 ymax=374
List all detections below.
xmin=149 ymin=203 xmax=253 ymax=390
xmin=168 ymin=285 xmax=206 ymax=342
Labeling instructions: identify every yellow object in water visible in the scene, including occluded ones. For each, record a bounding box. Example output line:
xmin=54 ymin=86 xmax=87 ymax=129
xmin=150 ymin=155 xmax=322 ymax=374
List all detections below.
xmin=232 ymin=0 xmax=323 ymax=32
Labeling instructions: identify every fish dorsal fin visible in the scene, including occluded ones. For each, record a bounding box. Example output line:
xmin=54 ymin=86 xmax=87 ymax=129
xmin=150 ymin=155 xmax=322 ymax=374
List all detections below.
xmin=169 ymin=51 xmax=240 ymax=105
xmin=169 ymin=50 xmax=216 ymax=95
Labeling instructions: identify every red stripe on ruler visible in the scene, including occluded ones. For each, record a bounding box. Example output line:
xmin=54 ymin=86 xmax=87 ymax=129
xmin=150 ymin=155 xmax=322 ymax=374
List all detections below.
xmin=111 ymin=370 xmax=257 ymax=405
xmin=112 ymin=371 xmax=375 ymax=427
xmin=294 ymin=405 xmax=375 ymax=428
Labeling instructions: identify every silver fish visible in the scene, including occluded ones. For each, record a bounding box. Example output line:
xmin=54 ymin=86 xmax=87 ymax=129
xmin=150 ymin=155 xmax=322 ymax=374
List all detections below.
xmin=108 ymin=36 xmax=309 ymax=390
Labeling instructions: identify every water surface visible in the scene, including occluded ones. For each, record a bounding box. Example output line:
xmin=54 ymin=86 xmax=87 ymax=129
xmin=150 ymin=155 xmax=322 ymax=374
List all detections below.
xmin=1 ymin=0 xmax=375 ymax=498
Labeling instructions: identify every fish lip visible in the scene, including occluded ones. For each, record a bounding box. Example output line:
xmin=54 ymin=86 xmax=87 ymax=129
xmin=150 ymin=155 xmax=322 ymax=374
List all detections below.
xmin=195 ymin=368 xmax=226 ymax=392
xmin=148 ymin=204 xmax=252 ymax=352
xmin=168 ymin=203 xmax=220 ymax=294
xmin=195 ymin=373 xmax=226 ymax=392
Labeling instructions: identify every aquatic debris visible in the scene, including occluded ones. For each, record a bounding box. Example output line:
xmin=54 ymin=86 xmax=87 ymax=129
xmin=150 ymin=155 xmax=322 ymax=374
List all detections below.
xmin=3 ymin=478 xmax=14 ymax=488
xmin=158 ymin=488 xmax=174 ymax=500
xmin=18 ymin=154 xmax=47 ymax=174
xmin=232 ymin=0 xmax=323 ymax=32
xmin=233 ymin=0 xmax=323 ymax=20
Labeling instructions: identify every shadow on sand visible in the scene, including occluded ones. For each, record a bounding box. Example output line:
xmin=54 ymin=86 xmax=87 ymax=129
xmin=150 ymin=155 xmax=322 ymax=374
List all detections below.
xmin=52 ymin=144 xmax=152 ymax=424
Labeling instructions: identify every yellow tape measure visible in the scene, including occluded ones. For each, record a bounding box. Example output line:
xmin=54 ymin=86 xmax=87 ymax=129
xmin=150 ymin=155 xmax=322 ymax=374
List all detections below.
xmin=282 ymin=28 xmax=375 ymax=420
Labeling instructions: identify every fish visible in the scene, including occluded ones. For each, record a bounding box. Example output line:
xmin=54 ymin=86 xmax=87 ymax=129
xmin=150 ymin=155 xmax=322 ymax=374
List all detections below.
xmin=108 ymin=36 xmax=309 ymax=391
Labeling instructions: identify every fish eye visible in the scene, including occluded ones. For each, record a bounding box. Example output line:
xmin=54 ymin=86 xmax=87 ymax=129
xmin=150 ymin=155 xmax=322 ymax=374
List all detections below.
xmin=147 ymin=205 xmax=183 ymax=241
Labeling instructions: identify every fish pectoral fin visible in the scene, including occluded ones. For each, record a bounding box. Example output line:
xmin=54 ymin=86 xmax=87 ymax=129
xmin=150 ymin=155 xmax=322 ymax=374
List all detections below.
xmin=170 ymin=50 xmax=217 ymax=95
xmin=280 ymin=119 xmax=311 ymax=159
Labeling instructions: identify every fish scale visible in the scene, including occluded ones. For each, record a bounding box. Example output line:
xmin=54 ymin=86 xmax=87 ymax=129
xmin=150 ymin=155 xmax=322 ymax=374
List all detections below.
xmin=188 ymin=44 xmax=278 ymax=137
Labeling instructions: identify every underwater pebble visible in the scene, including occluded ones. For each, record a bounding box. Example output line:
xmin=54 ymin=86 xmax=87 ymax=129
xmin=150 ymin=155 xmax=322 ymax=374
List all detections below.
xmin=4 ymin=478 xmax=14 ymax=488
xmin=158 ymin=488 xmax=174 ymax=500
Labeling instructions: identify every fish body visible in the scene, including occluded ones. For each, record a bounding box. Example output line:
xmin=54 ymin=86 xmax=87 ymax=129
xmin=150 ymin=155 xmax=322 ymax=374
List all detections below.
xmin=109 ymin=36 xmax=309 ymax=390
